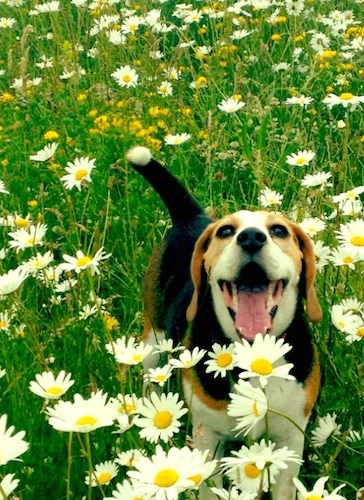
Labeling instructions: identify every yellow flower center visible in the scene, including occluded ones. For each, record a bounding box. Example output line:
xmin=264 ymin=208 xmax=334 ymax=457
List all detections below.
xmin=76 ymin=256 xmax=92 ymax=267
xmin=45 ymin=386 xmax=63 ymax=396
xmin=97 ymin=472 xmax=112 ymax=485
xmin=250 ymin=358 xmax=273 ymax=376
xmin=129 ymin=24 xmax=137 ymax=31
xmin=0 ymin=321 xmax=7 ymax=329
xmin=217 ymin=353 xmax=233 ymax=368
xmin=123 ymin=75 xmax=131 ymax=83
xmin=15 ymin=218 xmax=29 ymax=228
xmin=296 ymin=157 xmax=306 ymax=165
xmin=343 ymin=256 xmax=354 ymax=264
xmin=154 ymin=410 xmax=172 ymax=429
xmin=244 ymin=463 xmax=261 ymax=478
xmin=188 ymin=474 xmax=202 ymax=486
xmin=132 ymin=354 xmax=142 ymax=363
xmin=156 ymin=374 xmax=166 ymax=382
xmin=356 ymin=327 xmax=364 ymax=338
xmin=75 ymin=168 xmax=88 ymax=181
xmin=339 ymin=321 xmax=345 ymax=329
xmin=350 ymin=236 xmax=364 ymax=247
xmin=76 ymin=415 xmax=97 ymax=426
xmin=253 ymin=401 xmax=260 ymax=417
xmin=306 ymin=496 xmax=323 ymax=500
xmin=339 ymin=92 xmax=354 ymax=100
xmin=154 ymin=468 xmax=179 ymax=488
xmin=27 ymin=237 xmax=35 ymax=245
xmin=119 ymin=403 xmax=136 ymax=414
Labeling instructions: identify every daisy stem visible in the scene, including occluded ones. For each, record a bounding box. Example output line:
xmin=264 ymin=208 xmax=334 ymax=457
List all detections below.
xmin=76 ymin=432 xmax=94 ymax=500
xmin=66 ymin=432 xmax=73 ymax=500
xmin=268 ymin=408 xmax=305 ymax=435
xmin=0 ymin=483 xmax=9 ymax=500
xmin=84 ymin=433 xmax=93 ymax=500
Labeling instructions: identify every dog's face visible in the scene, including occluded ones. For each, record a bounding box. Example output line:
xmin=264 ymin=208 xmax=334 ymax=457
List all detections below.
xmin=187 ymin=210 xmax=322 ymax=343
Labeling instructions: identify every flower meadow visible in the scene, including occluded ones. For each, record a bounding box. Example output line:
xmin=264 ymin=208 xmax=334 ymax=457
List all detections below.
xmin=0 ymin=0 xmax=364 ymax=498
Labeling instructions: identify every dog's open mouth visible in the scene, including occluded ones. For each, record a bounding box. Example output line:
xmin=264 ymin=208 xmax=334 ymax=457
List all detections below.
xmin=218 ymin=263 xmax=287 ymax=342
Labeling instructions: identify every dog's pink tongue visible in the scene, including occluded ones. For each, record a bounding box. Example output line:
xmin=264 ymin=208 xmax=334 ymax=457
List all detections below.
xmin=235 ymin=291 xmax=271 ymax=341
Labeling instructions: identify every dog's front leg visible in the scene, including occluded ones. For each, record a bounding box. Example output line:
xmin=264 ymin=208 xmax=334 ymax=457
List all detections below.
xmin=192 ymin=420 xmax=226 ymax=500
xmin=268 ymin=413 xmax=309 ymax=500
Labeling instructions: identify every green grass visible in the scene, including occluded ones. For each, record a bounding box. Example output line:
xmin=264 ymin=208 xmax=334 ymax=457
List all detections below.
xmin=0 ymin=0 xmax=364 ymax=498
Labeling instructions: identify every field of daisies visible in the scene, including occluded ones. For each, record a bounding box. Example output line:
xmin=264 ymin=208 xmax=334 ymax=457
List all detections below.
xmin=0 ymin=0 xmax=364 ymax=498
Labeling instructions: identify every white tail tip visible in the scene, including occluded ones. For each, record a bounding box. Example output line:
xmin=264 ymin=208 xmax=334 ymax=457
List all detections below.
xmin=126 ymin=146 xmax=152 ymax=167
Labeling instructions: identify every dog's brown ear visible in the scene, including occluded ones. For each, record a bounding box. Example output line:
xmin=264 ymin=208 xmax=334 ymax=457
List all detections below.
xmin=186 ymin=222 xmax=217 ymax=322
xmin=292 ymin=223 xmax=322 ymax=323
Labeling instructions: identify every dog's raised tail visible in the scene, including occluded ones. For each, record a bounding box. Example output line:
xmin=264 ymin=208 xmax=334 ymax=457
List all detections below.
xmin=126 ymin=146 xmax=205 ymax=225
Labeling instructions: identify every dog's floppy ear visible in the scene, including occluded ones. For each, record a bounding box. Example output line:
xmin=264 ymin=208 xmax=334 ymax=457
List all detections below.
xmin=186 ymin=222 xmax=217 ymax=322
xmin=292 ymin=223 xmax=322 ymax=323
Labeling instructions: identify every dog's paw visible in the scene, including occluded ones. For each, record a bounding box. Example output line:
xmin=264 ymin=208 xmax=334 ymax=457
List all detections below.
xmin=126 ymin=146 xmax=152 ymax=167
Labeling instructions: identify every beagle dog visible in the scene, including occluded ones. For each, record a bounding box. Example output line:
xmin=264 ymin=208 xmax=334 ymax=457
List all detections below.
xmin=126 ymin=146 xmax=322 ymax=499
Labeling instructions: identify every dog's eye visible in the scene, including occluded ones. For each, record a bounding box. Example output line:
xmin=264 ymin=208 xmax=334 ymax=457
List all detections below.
xmin=216 ymin=225 xmax=236 ymax=239
xmin=270 ymin=224 xmax=289 ymax=238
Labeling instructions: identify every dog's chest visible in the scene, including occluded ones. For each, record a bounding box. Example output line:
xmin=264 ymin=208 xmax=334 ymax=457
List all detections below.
xmin=183 ymin=374 xmax=308 ymax=442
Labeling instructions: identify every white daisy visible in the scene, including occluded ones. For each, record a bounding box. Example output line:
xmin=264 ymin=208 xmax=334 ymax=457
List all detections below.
xmin=331 ymin=304 xmax=361 ymax=334
xmin=322 ymin=92 xmax=364 ymax=111
xmin=164 ymin=133 xmax=191 ymax=145
xmin=85 ymin=460 xmax=118 ymax=487
xmin=0 ymin=474 xmax=19 ymax=497
xmin=205 ymin=343 xmax=237 ymax=378
xmin=144 ymin=365 xmax=174 ymax=386
xmin=0 ymin=311 xmax=12 ymax=332
xmin=329 ymin=247 xmax=359 ymax=269
xmin=21 ymin=250 xmax=54 ymax=275
xmin=217 ymin=97 xmax=246 ymax=113
xmin=211 ymin=486 xmax=256 ymax=500
xmin=45 ymin=390 xmax=116 ymax=433
xmin=228 ymin=379 xmax=268 ymax=435
xmin=293 ymin=475 xmax=346 ymax=499
xmin=111 ymin=65 xmax=139 ymax=88
xmin=60 ymin=156 xmax=96 ymax=191
xmin=169 ymin=346 xmax=206 ymax=368
xmin=0 ymin=414 xmax=29 ymax=465
xmin=286 ymin=149 xmax=316 ymax=166
xmin=311 ymin=413 xmax=342 ymax=447
xmin=0 ymin=17 xmax=16 ymax=28
xmin=157 ymin=80 xmax=173 ymax=96
xmin=258 ymin=187 xmax=283 ymax=207
xmin=134 ymin=392 xmax=188 ymax=443
xmin=234 ymin=334 xmax=294 ymax=388
xmin=29 ymin=142 xmax=58 ymax=162
xmin=103 ymin=479 xmax=142 ymax=500
xmin=152 ymin=338 xmax=185 ymax=355
xmin=299 ymin=217 xmax=326 ymax=237
xmin=115 ymin=449 xmax=145 ymax=468
xmin=110 ymin=393 xmax=142 ymax=419
xmin=57 ymin=247 xmax=110 ymax=275
xmin=221 ymin=439 xmax=301 ymax=494
xmin=301 ymin=171 xmax=332 ymax=189
xmin=29 ymin=370 xmax=75 ymax=399
xmin=345 ymin=321 xmax=364 ymax=343
xmin=8 ymin=223 xmax=47 ymax=252
xmin=127 ymin=445 xmax=202 ymax=499
xmin=285 ymin=95 xmax=314 ymax=107
xmin=340 ymin=298 xmax=364 ymax=314
xmin=336 ymin=219 xmax=364 ymax=260
xmin=120 ymin=15 xmax=143 ymax=35
xmin=0 ymin=267 xmax=29 ymax=296
xmin=0 ymin=179 xmax=9 ymax=194
xmin=109 ymin=339 xmax=153 ymax=365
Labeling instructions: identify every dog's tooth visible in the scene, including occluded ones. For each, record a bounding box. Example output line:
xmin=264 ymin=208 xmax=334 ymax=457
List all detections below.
xmin=233 ymin=283 xmax=238 ymax=310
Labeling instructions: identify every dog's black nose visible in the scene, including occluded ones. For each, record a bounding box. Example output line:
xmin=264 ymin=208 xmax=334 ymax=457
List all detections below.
xmin=237 ymin=227 xmax=267 ymax=254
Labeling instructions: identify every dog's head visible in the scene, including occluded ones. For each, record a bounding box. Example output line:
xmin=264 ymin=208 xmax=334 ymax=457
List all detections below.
xmin=187 ymin=210 xmax=322 ymax=343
